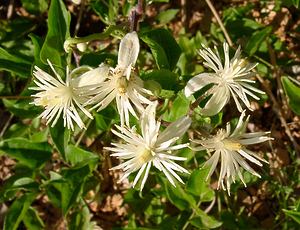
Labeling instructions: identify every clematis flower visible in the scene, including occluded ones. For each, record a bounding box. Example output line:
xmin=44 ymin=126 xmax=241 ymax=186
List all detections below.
xmin=84 ymin=31 xmax=153 ymax=127
xmin=30 ymin=60 xmax=108 ymax=130
xmin=191 ymin=111 xmax=272 ymax=195
xmin=106 ymin=102 xmax=191 ymax=191
xmin=185 ymin=42 xmax=264 ymax=116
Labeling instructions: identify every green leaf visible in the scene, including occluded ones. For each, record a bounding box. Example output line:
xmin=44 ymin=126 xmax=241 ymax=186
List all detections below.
xmin=281 ymin=76 xmax=300 ymax=115
xmin=49 ymin=118 xmax=70 ymax=160
xmin=40 ymin=0 xmax=70 ymax=67
xmin=141 ymin=28 xmax=181 ymax=70
xmin=45 ymin=160 xmax=97 ymax=215
xmin=21 ymin=0 xmax=48 ymax=14
xmin=162 ymin=91 xmax=190 ymax=122
xmin=29 ymin=34 xmax=46 ymax=68
xmin=91 ymin=0 xmax=119 ymax=25
xmin=10 ymin=177 xmax=39 ymax=191
xmin=156 ymin=9 xmax=179 ymax=24
xmin=0 ymin=177 xmax=39 ymax=203
xmin=80 ymin=52 xmax=117 ymax=67
xmin=245 ymin=26 xmax=272 ymax=56
xmin=124 ymin=189 xmax=153 ymax=213
xmin=293 ymin=0 xmax=300 ymax=7
xmin=3 ymin=193 xmax=37 ymax=230
xmin=283 ymin=209 xmax=300 ymax=224
xmin=190 ymin=212 xmax=222 ymax=229
xmin=3 ymin=99 xmax=42 ymax=119
xmin=186 ymin=168 xmax=215 ymax=202
xmin=23 ymin=207 xmax=45 ymax=230
xmin=0 ymin=47 xmax=32 ymax=78
xmin=65 ymin=145 xmax=99 ymax=166
xmin=0 ymin=138 xmax=52 ymax=169
xmin=161 ymin=177 xmax=196 ymax=211
xmin=69 ymin=205 xmax=96 ymax=230
xmin=142 ymin=69 xmax=179 ymax=91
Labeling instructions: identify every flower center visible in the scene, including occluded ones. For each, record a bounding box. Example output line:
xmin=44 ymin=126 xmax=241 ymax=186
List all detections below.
xmin=222 ymin=139 xmax=242 ymax=151
xmin=116 ymin=76 xmax=128 ymax=95
xmin=39 ymin=86 xmax=73 ymax=107
xmin=137 ymin=147 xmax=154 ymax=165
xmin=213 ymin=130 xmax=242 ymax=151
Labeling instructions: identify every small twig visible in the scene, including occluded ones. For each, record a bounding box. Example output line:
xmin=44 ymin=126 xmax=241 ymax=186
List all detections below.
xmin=181 ymin=0 xmax=188 ymax=30
xmin=0 ymin=114 xmax=13 ymax=138
xmin=74 ymin=0 xmax=85 ymax=36
xmin=256 ymin=75 xmax=300 ymax=154
xmin=267 ymin=42 xmax=288 ymax=114
xmin=188 ymin=95 xmax=205 ymax=116
xmin=75 ymin=119 xmax=93 ymax=146
xmin=204 ymin=196 xmax=216 ymax=213
xmin=130 ymin=0 xmax=144 ymax=32
xmin=253 ymin=54 xmax=274 ymax=69
xmin=205 ymin=0 xmax=233 ymax=46
xmin=0 ymin=96 xmax=31 ymax=99
xmin=7 ymin=0 xmax=14 ymax=19
xmin=182 ymin=200 xmax=202 ymax=230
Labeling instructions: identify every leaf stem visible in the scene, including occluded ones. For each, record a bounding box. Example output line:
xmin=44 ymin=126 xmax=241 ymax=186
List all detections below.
xmin=64 ymin=25 xmax=126 ymax=53
xmin=182 ymin=200 xmax=202 ymax=230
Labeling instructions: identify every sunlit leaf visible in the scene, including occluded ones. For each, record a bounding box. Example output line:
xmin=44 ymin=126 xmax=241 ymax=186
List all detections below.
xmin=40 ymin=0 xmax=70 ymax=67
xmin=281 ymin=76 xmax=300 ymax=115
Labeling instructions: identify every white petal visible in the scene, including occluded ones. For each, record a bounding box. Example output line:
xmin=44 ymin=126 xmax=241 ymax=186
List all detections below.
xmin=118 ymin=31 xmax=140 ymax=78
xmin=71 ymin=64 xmax=110 ymax=87
xmin=132 ymin=163 xmax=147 ymax=188
xmin=157 ymin=116 xmax=191 ymax=145
xmin=200 ymin=85 xmax=230 ymax=116
xmin=238 ymin=149 xmax=263 ymax=166
xmin=140 ymin=162 xmax=152 ymax=191
xmin=238 ymin=136 xmax=272 ymax=145
xmin=184 ymin=73 xmax=218 ymax=97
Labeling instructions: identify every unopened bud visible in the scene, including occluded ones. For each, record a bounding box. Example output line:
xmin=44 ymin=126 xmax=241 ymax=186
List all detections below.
xmin=71 ymin=0 xmax=81 ymax=5
xmin=76 ymin=42 xmax=88 ymax=52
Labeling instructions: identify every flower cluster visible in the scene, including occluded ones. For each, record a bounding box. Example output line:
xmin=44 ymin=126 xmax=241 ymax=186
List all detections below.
xmin=31 ymin=31 xmax=272 ymax=193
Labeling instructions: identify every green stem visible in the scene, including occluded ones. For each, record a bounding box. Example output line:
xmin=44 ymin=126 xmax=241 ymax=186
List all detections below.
xmin=64 ymin=25 xmax=126 ymax=52
xmin=182 ymin=200 xmax=202 ymax=230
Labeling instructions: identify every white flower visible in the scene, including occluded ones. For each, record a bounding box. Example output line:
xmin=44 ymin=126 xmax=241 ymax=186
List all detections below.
xmin=30 ymin=60 xmax=107 ymax=130
xmin=85 ymin=31 xmax=153 ymax=127
xmin=191 ymin=111 xmax=272 ymax=195
xmin=106 ymin=102 xmax=191 ymax=191
xmin=185 ymin=42 xmax=264 ymax=116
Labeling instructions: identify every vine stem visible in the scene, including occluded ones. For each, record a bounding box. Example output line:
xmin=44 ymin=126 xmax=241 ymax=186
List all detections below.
xmin=74 ymin=0 xmax=85 ymax=36
xmin=256 ymin=74 xmax=300 ymax=154
xmin=0 ymin=114 xmax=13 ymax=139
xmin=182 ymin=200 xmax=202 ymax=230
xmin=205 ymin=0 xmax=233 ymax=47
xmin=130 ymin=0 xmax=144 ymax=32
xmin=64 ymin=25 xmax=125 ymax=53
xmin=75 ymin=119 xmax=93 ymax=147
